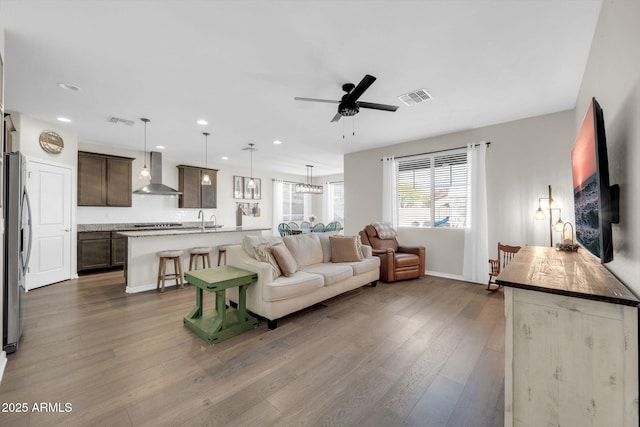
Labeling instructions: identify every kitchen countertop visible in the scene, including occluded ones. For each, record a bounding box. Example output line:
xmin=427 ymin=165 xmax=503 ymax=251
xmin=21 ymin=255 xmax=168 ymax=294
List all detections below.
xmin=116 ymin=226 xmax=271 ymax=237
xmin=78 ymin=221 xmax=219 ymax=232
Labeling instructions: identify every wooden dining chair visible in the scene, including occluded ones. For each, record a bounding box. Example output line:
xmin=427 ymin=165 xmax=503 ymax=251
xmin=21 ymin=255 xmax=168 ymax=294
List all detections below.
xmin=288 ymin=222 xmax=299 ymax=230
xmin=312 ymin=223 xmax=325 ymax=232
xmin=300 ymin=221 xmax=311 ymax=230
xmin=487 ymin=242 xmax=521 ymax=291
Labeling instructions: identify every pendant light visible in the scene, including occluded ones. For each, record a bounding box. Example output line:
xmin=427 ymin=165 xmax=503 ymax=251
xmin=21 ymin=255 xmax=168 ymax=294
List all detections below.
xmin=201 ymin=132 xmax=211 ymax=186
xmin=247 ymin=143 xmax=256 ymax=189
xmin=138 ymin=118 xmax=151 ymax=180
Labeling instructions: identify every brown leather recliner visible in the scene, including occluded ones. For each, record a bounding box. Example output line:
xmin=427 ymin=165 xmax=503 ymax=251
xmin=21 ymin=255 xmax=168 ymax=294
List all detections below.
xmin=359 ymin=224 xmax=425 ymax=282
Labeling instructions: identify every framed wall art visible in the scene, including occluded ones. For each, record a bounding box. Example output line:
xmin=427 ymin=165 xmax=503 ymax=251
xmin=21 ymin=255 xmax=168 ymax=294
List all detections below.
xmin=235 ymin=176 xmax=261 ymax=200
xmin=233 ymin=176 xmax=244 ymax=199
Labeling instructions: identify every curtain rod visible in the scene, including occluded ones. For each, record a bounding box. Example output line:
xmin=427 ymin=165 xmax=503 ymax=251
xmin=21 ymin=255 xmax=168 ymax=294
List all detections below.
xmin=380 ymin=141 xmax=490 ymax=161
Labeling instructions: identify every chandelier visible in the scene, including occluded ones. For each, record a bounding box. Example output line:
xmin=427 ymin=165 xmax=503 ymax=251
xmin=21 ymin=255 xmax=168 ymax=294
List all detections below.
xmin=295 ymin=165 xmax=323 ymax=194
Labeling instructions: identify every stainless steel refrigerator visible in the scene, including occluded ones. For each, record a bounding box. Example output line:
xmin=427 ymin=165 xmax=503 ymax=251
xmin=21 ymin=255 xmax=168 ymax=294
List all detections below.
xmin=3 ymin=152 xmax=32 ymax=353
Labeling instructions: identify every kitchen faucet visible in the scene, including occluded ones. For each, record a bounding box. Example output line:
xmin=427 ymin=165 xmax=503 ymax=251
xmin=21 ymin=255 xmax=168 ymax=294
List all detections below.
xmin=198 ymin=210 xmax=204 ymax=230
xmin=210 ymin=214 xmax=217 ymax=228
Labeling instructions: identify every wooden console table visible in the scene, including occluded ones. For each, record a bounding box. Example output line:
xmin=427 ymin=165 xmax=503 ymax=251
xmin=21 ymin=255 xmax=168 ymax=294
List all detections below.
xmin=497 ymin=246 xmax=639 ymax=427
xmin=184 ymin=266 xmax=258 ymax=343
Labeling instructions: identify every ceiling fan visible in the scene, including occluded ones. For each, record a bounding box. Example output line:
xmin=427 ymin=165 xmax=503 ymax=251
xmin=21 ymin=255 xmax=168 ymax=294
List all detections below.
xmin=294 ymin=74 xmax=399 ymax=122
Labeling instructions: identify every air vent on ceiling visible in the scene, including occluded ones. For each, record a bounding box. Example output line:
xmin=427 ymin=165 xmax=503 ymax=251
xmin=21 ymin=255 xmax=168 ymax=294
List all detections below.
xmin=107 ymin=116 xmax=135 ymax=126
xmin=397 ymin=88 xmax=432 ymax=106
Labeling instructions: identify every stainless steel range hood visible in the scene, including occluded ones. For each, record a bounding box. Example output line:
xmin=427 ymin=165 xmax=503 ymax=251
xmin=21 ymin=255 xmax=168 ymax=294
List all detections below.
xmin=133 ymin=151 xmax=182 ymax=195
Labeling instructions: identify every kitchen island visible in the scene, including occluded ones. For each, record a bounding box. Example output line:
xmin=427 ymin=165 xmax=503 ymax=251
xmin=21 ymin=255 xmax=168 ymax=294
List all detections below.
xmin=117 ymin=226 xmax=271 ymax=293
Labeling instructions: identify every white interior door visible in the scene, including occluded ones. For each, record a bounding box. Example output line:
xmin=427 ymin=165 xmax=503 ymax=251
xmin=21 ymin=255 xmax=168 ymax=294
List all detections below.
xmin=25 ymin=159 xmax=72 ymax=290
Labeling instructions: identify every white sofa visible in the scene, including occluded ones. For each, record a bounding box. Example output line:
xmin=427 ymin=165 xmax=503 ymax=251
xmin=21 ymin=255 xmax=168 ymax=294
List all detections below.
xmin=226 ymin=233 xmax=380 ymax=329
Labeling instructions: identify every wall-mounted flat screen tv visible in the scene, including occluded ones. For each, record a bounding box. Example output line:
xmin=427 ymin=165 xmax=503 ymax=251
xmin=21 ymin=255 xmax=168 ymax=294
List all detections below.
xmin=571 ymin=97 xmax=619 ymax=263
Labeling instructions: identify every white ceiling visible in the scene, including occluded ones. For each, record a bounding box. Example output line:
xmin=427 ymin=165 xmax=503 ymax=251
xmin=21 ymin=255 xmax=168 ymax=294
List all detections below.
xmin=0 ymin=0 xmax=602 ymax=177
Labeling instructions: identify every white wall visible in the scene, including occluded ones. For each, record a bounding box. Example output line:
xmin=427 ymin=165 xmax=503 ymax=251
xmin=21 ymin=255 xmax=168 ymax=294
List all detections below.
xmin=345 ymin=110 xmax=575 ymax=277
xmin=12 ymin=114 xmax=78 ymax=166
xmin=575 ymin=0 xmax=640 ymax=294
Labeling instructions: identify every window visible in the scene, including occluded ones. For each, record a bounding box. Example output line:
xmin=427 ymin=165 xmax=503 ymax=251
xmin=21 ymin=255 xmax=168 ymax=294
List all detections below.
xmin=328 ymin=181 xmax=344 ymax=222
xmin=281 ymin=182 xmax=305 ymax=221
xmin=397 ymin=149 xmax=468 ymax=228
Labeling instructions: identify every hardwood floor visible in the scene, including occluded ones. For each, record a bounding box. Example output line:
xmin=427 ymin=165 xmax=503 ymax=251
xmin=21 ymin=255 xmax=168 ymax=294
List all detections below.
xmin=0 ymin=272 xmax=504 ymax=427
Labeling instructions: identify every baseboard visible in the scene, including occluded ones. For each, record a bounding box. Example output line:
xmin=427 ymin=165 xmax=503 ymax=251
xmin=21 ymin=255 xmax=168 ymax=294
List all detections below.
xmin=0 ymin=351 xmax=7 ymax=384
xmin=426 ymin=270 xmax=465 ymax=281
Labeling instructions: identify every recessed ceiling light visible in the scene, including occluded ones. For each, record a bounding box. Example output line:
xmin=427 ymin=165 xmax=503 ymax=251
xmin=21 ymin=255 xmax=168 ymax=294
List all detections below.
xmin=196 ymin=119 xmax=208 ymax=126
xmin=221 ymin=156 xmax=229 ymax=160
xmin=273 ymin=140 xmax=283 ymax=145
xmin=57 ymin=82 xmax=81 ymax=92
xmin=57 ymin=117 xmax=72 ymax=123
xmin=156 ymin=145 xmax=165 ymax=150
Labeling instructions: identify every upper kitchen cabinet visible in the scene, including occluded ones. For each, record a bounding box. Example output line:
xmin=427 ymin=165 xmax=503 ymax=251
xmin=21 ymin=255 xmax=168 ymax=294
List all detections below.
xmin=177 ymin=165 xmax=218 ymax=208
xmin=78 ymin=151 xmax=134 ymax=207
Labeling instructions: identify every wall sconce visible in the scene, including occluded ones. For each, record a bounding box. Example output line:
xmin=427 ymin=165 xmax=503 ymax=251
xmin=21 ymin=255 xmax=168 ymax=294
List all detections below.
xmin=534 ymin=184 xmax=563 ymax=247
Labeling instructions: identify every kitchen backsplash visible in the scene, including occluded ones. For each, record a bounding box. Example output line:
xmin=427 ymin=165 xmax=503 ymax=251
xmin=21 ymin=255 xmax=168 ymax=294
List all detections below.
xmin=77 ymin=194 xmax=246 ymax=226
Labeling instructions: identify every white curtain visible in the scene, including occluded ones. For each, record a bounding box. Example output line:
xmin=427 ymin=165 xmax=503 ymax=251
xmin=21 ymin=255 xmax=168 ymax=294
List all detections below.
xmin=382 ymin=157 xmax=397 ymax=226
xmin=272 ymin=179 xmax=284 ymax=236
xmin=322 ymin=182 xmax=333 ymax=224
xmin=463 ymin=142 xmax=489 ymax=283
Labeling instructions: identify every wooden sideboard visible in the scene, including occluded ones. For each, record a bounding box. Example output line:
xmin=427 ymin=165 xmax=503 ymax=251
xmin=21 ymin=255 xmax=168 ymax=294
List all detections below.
xmin=497 ymin=246 xmax=639 ymax=427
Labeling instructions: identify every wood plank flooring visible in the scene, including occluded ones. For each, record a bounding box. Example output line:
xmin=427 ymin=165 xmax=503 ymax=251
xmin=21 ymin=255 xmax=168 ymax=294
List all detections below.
xmin=0 ymin=272 xmax=504 ymax=427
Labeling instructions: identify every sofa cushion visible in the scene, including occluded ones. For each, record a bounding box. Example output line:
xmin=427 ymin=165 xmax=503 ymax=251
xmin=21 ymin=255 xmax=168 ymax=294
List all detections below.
xmin=300 ymin=263 xmax=353 ymax=286
xmin=330 ymin=235 xmax=363 ymax=263
xmin=283 ymin=233 xmax=323 ymax=267
xmin=271 ymin=244 xmax=299 ymax=277
xmin=317 ymin=233 xmax=333 ymax=263
xmin=263 ymin=272 xmax=324 ymax=302
xmin=253 ymin=243 xmax=282 ymax=280
xmin=342 ymin=256 xmax=381 ymax=276
xmin=243 ymin=235 xmax=283 ymax=259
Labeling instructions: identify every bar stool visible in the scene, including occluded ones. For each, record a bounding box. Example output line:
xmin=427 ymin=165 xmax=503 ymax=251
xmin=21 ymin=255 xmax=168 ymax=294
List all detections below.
xmin=217 ymin=245 xmax=227 ymax=266
xmin=157 ymin=250 xmax=184 ymax=292
xmin=189 ymin=247 xmax=212 ymax=271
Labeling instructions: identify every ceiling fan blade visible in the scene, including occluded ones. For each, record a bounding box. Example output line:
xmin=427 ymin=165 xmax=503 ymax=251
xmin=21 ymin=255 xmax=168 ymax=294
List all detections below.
xmin=294 ymin=97 xmax=340 ymax=104
xmin=330 ymin=112 xmax=343 ymax=123
xmin=358 ymin=101 xmax=399 ymax=112
xmin=346 ymin=74 xmax=376 ymax=102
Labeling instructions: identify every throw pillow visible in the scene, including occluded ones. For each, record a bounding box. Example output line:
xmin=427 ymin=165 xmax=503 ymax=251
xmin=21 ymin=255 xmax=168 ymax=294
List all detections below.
xmin=330 ymin=235 xmax=363 ymax=263
xmin=271 ymin=244 xmax=299 ymax=277
xmin=283 ymin=233 xmax=323 ymax=267
xmin=253 ymin=243 xmax=282 ymax=280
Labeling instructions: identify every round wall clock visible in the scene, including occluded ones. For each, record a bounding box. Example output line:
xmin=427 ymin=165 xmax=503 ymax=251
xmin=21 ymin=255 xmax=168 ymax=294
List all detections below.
xmin=39 ymin=130 xmax=64 ymax=154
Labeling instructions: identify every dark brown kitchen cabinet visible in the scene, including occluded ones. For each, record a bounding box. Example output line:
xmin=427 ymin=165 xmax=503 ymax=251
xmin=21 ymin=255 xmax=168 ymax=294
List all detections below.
xmin=77 ymin=232 xmax=111 ymax=271
xmin=110 ymin=232 xmax=126 ymax=267
xmin=78 ymin=231 xmax=126 ymax=273
xmin=177 ymin=165 xmax=218 ymax=208
xmin=78 ymin=152 xmax=134 ymax=207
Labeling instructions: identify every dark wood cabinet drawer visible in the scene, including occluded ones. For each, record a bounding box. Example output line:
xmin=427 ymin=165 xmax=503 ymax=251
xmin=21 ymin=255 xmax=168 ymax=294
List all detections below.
xmin=78 ymin=231 xmax=111 ymax=240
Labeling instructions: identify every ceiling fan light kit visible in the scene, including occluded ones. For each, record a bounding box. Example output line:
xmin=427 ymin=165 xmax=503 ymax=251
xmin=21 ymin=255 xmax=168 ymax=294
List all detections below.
xmin=294 ymin=74 xmax=399 ymax=123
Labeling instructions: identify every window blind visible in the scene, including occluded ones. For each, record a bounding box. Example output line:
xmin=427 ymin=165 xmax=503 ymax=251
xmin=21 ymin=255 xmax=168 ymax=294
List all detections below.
xmin=397 ymin=148 xmax=468 ymax=228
